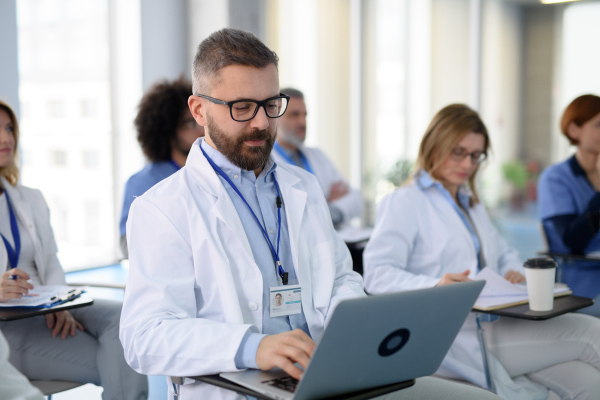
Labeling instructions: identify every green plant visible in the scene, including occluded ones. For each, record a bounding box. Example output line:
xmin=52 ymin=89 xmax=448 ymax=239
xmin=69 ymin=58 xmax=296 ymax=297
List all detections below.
xmin=385 ymin=159 xmax=414 ymax=188
xmin=502 ymin=161 xmax=528 ymax=190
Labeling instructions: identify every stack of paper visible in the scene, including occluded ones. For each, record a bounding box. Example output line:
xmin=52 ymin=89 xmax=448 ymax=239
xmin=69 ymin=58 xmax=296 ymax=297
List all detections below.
xmin=0 ymin=285 xmax=86 ymax=308
xmin=472 ymin=268 xmax=571 ymax=311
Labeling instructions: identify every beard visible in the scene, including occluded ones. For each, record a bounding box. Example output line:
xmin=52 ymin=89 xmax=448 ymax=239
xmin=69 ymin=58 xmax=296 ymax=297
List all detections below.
xmin=207 ymin=115 xmax=276 ymax=171
xmin=278 ymin=126 xmax=306 ymax=148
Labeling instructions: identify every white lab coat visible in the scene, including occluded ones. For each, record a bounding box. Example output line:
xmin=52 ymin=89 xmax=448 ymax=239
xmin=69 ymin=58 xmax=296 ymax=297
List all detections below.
xmin=0 ymin=330 xmax=44 ymax=400
xmin=120 ymin=140 xmax=365 ymax=399
xmin=0 ymin=177 xmax=66 ymax=285
xmin=272 ymin=144 xmax=362 ymax=225
xmin=363 ymin=179 xmax=526 ymax=393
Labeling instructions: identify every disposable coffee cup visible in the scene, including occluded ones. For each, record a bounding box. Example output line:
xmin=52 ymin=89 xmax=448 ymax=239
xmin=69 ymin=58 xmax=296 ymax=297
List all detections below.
xmin=523 ymin=258 xmax=557 ymax=312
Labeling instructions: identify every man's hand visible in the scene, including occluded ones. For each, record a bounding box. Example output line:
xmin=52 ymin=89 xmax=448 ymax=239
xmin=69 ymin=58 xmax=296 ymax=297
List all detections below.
xmin=437 ymin=270 xmax=471 ymax=286
xmin=328 ymin=182 xmax=349 ymax=202
xmin=0 ymin=269 xmax=33 ymax=301
xmin=504 ymin=270 xmax=526 ymax=283
xmin=256 ymin=330 xmax=315 ymax=380
xmin=46 ymin=311 xmax=84 ymax=339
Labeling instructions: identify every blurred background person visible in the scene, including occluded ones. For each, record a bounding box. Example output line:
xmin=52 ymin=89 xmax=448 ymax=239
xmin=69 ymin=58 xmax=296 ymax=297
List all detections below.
xmin=0 ymin=99 xmax=148 ymax=399
xmin=119 ymin=77 xmax=204 ymax=257
xmin=538 ymin=94 xmax=600 ymax=317
xmin=364 ymin=104 xmax=600 ymax=399
xmin=272 ymin=88 xmax=361 ymax=228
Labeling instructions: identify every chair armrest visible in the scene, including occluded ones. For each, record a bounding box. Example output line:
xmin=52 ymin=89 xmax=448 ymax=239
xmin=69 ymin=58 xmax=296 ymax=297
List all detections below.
xmin=537 ymin=252 xmax=600 ymax=262
xmin=67 ymin=282 xmax=126 ymax=290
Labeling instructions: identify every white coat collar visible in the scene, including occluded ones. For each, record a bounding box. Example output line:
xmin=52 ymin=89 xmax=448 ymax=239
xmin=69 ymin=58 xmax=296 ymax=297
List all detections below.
xmin=185 ymin=139 xmax=306 ymax=276
xmin=0 ymin=177 xmax=38 ymax=273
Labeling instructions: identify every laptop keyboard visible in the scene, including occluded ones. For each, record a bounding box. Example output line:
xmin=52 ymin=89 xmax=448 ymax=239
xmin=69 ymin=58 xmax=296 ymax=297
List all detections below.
xmin=262 ymin=376 xmax=299 ymax=393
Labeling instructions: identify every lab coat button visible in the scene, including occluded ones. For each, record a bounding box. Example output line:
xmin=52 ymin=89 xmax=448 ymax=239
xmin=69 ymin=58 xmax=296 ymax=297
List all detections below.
xmin=269 ymin=229 xmax=274 ymax=234
xmin=249 ymin=302 xmax=258 ymax=311
xmin=234 ymin=174 xmax=239 ymax=179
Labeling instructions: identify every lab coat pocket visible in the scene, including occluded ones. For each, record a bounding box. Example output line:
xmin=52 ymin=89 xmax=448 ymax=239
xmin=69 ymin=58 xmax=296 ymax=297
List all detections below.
xmin=310 ymin=241 xmax=336 ymax=309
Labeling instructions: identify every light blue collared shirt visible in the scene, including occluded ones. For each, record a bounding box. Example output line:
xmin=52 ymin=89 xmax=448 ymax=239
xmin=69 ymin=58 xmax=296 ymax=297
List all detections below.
xmin=200 ymin=139 xmax=310 ymax=370
xmin=416 ymin=170 xmax=483 ymax=271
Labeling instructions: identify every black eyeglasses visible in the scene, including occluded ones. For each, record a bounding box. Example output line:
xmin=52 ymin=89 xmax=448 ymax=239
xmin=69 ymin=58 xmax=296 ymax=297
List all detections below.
xmin=195 ymin=93 xmax=290 ymax=122
xmin=449 ymin=148 xmax=488 ymax=164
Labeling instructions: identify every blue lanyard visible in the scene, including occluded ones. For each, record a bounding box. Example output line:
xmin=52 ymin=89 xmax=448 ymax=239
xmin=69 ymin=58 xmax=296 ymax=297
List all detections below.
xmin=273 ymin=142 xmax=313 ymax=175
xmin=169 ymin=158 xmax=182 ymax=171
xmin=1 ymin=191 xmax=21 ymax=270
xmin=199 ymin=143 xmax=289 ymax=285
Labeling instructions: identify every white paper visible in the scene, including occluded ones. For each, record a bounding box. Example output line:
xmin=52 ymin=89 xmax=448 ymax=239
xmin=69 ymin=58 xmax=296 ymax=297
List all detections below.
xmin=0 ymin=285 xmax=86 ymax=307
xmin=473 ymin=268 xmax=569 ymax=309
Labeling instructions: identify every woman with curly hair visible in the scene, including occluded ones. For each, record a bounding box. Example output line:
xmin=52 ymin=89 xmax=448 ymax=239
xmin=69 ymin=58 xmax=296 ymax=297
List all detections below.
xmin=119 ymin=77 xmax=204 ymax=256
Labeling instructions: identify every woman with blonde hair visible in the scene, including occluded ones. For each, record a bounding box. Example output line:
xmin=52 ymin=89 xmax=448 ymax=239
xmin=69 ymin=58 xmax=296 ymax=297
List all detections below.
xmin=364 ymin=104 xmax=600 ymax=399
xmin=0 ymin=99 xmax=148 ymax=399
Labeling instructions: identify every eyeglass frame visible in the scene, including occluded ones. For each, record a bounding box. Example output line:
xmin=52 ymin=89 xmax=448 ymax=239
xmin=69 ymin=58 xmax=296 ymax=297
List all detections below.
xmin=195 ymin=93 xmax=291 ymax=122
xmin=449 ymin=147 xmax=488 ymax=165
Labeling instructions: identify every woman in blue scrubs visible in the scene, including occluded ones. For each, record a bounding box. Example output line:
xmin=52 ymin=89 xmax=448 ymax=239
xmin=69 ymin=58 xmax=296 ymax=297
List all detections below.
xmin=538 ymin=94 xmax=600 ymax=316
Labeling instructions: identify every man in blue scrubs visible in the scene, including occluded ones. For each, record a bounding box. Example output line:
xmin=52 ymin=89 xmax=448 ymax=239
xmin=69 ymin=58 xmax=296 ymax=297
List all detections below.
xmin=119 ymin=77 xmax=205 ymax=257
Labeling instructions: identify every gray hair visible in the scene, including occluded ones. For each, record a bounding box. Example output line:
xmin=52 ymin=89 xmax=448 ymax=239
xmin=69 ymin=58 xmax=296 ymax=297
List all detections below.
xmin=280 ymin=87 xmax=304 ymax=99
xmin=192 ymin=28 xmax=279 ymax=95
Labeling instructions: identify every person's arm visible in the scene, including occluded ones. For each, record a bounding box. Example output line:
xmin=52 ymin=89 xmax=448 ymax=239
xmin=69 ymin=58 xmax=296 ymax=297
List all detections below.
xmin=546 ymin=192 xmax=600 ymax=254
xmin=363 ymin=191 xmax=440 ymax=294
xmin=313 ymin=149 xmax=362 ymax=225
xmin=120 ymin=197 xmax=257 ymax=378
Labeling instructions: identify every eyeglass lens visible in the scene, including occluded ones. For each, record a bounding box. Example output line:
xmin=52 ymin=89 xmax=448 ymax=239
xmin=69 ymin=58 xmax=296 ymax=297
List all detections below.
xmin=231 ymin=97 xmax=288 ymax=121
xmin=451 ymin=149 xmax=486 ymax=164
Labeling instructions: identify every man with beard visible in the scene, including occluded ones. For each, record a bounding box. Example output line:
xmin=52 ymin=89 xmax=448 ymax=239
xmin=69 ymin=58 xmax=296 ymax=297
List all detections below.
xmin=273 ymin=88 xmax=362 ymax=228
xmin=119 ymin=29 xmax=501 ymax=400
xmin=119 ymin=77 xmax=204 ymax=257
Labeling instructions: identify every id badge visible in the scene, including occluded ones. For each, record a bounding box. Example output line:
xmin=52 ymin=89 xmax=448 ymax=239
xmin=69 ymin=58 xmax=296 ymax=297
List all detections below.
xmin=269 ymin=284 xmax=302 ymax=318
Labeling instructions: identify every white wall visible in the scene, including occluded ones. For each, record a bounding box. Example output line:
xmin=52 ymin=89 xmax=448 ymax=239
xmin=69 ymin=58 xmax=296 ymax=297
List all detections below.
xmin=431 ymin=0 xmax=470 ymax=113
xmin=140 ymin=0 xmax=189 ymax=91
xmin=480 ymin=0 xmax=524 ymax=206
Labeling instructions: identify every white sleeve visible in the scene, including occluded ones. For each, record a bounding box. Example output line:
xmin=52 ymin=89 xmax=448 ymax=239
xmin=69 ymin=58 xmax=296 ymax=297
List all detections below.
xmin=119 ymin=197 xmax=254 ymax=377
xmin=0 ymin=331 xmax=44 ymax=400
xmin=324 ymin=226 xmax=367 ymax=326
xmin=363 ymin=191 xmax=439 ymax=294
xmin=313 ymin=149 xmax=362 ymax=224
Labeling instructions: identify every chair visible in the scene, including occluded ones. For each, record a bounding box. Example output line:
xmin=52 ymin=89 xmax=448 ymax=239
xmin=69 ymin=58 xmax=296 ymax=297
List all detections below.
xmin=30 ymin=379 xmax=84 ymax=399
xmin=28 ymin=280 xmax=126 ymax=399
xmin=537 ymin=222 xmax=600 ymax=283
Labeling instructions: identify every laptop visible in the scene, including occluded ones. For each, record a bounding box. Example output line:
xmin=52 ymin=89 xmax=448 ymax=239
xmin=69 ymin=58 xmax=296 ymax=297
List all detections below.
xmin=220 ymin=280 xmax=485 ymax=400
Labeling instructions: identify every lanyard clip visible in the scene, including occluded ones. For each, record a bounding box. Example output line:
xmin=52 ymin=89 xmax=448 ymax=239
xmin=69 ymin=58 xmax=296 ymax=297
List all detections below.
xmin=281 ymin=272 xmax=289 ymax=285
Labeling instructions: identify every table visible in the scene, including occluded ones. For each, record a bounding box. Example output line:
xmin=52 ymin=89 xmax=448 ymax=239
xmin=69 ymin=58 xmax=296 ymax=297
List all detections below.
xmin=190 ymin=374 xmax=415 ymax=400
xmin=0 ymin=296 xmax=94 ymax=321
xmin=473 ymin=295 xmax=594 ymax=393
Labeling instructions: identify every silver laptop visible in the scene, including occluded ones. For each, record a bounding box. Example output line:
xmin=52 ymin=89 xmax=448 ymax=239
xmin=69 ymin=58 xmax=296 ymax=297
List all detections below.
xmin=221 ymin=280 xmax=485 ymax=400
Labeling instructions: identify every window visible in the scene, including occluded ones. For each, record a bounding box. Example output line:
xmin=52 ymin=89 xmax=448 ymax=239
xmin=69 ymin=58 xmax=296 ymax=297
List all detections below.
xmin=82 ymin=150 xmax=98 ymax=169
xmin=46 ymin=100 xmax=65 ymax=118
xmin=80 ymin=99 xmax=96 ymax=118
xmin=48 ymin=149 xmax=67 ymax=167
xmin=17 ymin=0 xmax=116 ymax=270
